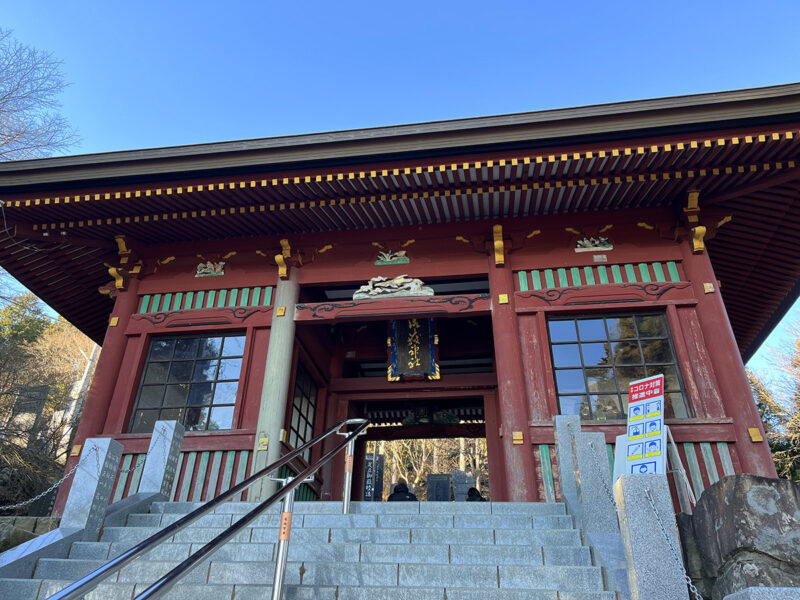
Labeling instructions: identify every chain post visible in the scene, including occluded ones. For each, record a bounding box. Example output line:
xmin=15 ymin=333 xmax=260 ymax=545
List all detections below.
xmin=644 ymin=488 xmax=703 ymax=600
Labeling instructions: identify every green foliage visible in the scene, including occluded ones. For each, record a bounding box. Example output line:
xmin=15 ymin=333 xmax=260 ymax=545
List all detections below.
xmin=749 ymin=340 xmax=800 ymax=480
xmin=0 ymin=291 xmax=95 ymax=514
xmin=0 ymin=292 xmax=48 ymax=346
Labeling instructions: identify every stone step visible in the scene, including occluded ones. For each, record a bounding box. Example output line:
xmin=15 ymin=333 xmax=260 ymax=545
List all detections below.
xmin=31 ymin=559 xmax=605 ymax=591
xmin=15 ymin=580 xmax=617 ymax=600
xmin=99 ymin=524 xmax=582 ymax=547
xmin=147 ymin=500 xmax=568 ymax=517
xmin=132 ymin=510 xmax=575 ymax=532
xmin=70 ymin=538 xmax=591 ymax=567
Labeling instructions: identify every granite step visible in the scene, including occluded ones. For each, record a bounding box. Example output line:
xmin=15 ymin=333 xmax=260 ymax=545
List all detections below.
xmin=1 ymin=579 xmax=617 ymax=600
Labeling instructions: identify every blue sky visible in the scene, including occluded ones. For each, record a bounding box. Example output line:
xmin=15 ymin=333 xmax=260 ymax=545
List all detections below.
xmin=1 ymin=0 xmax=799 ymax=370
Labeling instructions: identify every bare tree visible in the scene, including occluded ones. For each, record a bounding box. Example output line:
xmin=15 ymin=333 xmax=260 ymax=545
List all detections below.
xmin=0 ymin=29 xmax=76 ymax=160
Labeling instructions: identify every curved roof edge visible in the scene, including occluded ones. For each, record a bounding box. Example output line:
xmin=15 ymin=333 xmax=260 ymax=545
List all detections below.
xmin=2 ymin=82 xmax=800 ymax=189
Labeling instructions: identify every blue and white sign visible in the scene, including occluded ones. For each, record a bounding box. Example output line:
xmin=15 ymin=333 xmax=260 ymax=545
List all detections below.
xmin=614 ymin=374 xmax=667 ymax=481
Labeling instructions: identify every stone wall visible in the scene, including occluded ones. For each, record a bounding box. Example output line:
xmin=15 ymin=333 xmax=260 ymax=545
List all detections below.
xmin=0 ymin=516 xmax=60 ymax=553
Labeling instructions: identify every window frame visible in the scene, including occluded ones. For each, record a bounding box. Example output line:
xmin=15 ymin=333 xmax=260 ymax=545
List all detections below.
xmin=547 ymin=311 xmax=690 ymax=421
xmin=127 ymin=331 xmax=247 ymax=434
xmin=286 ymin=359 xmax=319 ymax=462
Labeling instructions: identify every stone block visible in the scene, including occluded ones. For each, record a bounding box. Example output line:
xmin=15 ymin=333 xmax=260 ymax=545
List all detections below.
xmin=713 ymin=552 xmax=800 ymax=600
xmin=360 ymin=543 xmax=448 ymax=564
xmin=0 ymin=577 xmax=41 ymax=600
xmin=490 ymin=502 xmax=565 ymax=515
xmin=723 ymin=587 xmax=800 ymax=600
xmin=301 ymin=514 xmax=376 ymax=529
xmin=68 ymin=541 xmax=111 ymax=560
xmin=61 ymin=437 xmax=123 ymax=538
xmin=33 ymin=558 xmax=107 ymax=582
xmin=498 ymin=565 xmax=604 ymax=591
xmin=450 ymin=544 xmax=543 ymax=566
xmin=693 ymin=474 xmax=800 ymax=576
xmin=234 ymin=585 xmax=337 ymax=600
xmin=378 ymin=514 xmax=452 ymax=529
xmin=33 ymin=518 xmax=60 ymax=535
xmin=541 ymin=546 xmax=591 ymax=566
xmin=329 ymin=527 xmax=410 ymax=544
xmin=496 ymin=528 xmax=582 ymax=547
xmin=411 ymin=528 xmax=491 ymax=545
xmin=37 ymin=579 xmax=134 ymax=600
xmin=291 ymin=562 xmax=398 ymax=586
xmin=0 ymin=522 xmax=36 ymax=553
xmin=554 ymin=415 xmax=581 ymax=498
xmin=453 ymin=515 xmax=530 ymax=530
xmin=287 ymin=542 xmax=360 ymax=563
xmin=399 ymin=563 xmax=498 ymax=588
xmin=614 ymin=474 xmax=688 ymax=600
xmin=419 ymin=501 xmax=489 ymax=514
xmin=133 ymin=582 xmax=234 ymax=600
xmin=573 ymin=432 xmax=618 ymax=534
xmin=336 ymin=587 xmax=442 ymax=600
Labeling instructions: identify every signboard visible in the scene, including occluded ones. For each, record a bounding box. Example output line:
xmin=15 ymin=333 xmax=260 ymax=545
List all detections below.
xmin=623 ymin=374 xmax=667 ymax=476
xmin=363 ymin=454 xmax=385 ymax=501
xmin=427 ymin=474 xmax=452 ymax=501
xmin=388 ymin=318 xmax=439 ymax=381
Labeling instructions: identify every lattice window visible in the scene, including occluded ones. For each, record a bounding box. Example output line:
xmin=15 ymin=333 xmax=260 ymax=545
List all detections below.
xmin=548 ymin=313 xmax=689 ymax=420
xmin=130 ymin=333 xmax=245 ymax=433
xmin=288 ymin=362 xmax=318 ymax=462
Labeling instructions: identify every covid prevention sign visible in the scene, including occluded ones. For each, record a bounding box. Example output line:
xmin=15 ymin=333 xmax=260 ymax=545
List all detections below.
xmin=624 ymin=374 xmax=667 ymax=475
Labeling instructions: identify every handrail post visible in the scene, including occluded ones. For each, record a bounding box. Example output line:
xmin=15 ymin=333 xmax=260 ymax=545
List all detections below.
xmin=337 ymin=425 xmax=366 ymax=515
xmin=269 ymin=475 xmax=307 ymax=600
xmin=342 ymin=436 xmax=356 ymax=515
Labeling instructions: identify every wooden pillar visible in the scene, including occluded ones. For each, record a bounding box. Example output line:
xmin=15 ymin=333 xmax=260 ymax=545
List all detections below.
xmin=518 ymin=312 xmax=558 ymax=421
xmin=53 ymin=278 xmax=141 ymax=515
xmin=679 ymin=241 xmax=776 ymax=477
xmin=487 ymin=252 xmax=539 ymax=501
xmin=251 ymin=268 xmax=300 ymax=500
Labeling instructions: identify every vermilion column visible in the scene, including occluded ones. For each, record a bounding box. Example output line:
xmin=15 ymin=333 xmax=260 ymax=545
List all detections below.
xmin=487 ymin=254 xmax=539 ymax=501
xmin=53 ymin=277 xmax=141 ymax=514
xmin=679 ymin=241 xmax=776 ymax=477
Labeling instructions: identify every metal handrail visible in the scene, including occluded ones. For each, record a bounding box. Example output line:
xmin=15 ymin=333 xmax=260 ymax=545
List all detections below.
xmin=47 ymin=417 xmax=369 ymax=600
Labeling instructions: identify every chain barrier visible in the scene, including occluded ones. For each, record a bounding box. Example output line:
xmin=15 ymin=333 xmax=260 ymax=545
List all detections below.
xmin=587 ymin=440 xmax=617 ymax=510
xmin=0 ymin=446 xmax=99 ymax=512
xmin=644 ymin=487 xmax=703 ymax=600
xmin=0 ymin=423 xmax=172 ymax=513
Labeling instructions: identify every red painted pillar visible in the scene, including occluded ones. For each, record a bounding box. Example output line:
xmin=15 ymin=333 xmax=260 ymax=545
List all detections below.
xmin=53 ymin=278 xmax=141 ymax=514
xmin=487 ymin=254 xmax=539 ymax=501
xmin=679 ymin=241 xmax=776 ymax=477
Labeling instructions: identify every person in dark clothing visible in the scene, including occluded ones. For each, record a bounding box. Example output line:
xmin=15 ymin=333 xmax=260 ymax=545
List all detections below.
xmin=466 ymin=487 xmax=486 ymax=502
xmin=387 ymin=478 xmax=418 ymax=501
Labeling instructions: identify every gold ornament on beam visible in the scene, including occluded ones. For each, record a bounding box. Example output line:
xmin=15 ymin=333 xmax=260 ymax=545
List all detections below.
xmin=492 ymin=224 xmax=505 ymax=266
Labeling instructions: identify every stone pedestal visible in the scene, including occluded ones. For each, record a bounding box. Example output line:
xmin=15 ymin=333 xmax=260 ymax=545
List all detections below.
xmin=138 ymin=420 xmax=184 ymax=497
xmin=615 ymin=474 xmax=688 ymax=600
xmin=61 ymin=438 xmax=123 ymax=540
xmin=574 ymin=432 xmax=618 ymax=534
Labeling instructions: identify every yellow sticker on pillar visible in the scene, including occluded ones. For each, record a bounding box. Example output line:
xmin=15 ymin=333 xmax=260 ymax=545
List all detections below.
xmin=258 ymin=435 xmax=269 ymax=451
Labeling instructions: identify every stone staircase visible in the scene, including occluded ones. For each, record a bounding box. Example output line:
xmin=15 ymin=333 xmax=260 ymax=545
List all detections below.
xmin=0 ymin=500 xmax=617 ymax=600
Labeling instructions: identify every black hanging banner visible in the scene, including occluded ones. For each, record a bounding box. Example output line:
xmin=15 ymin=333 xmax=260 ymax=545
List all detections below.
xmin=388 ymin=318 xmax=439 ymax=381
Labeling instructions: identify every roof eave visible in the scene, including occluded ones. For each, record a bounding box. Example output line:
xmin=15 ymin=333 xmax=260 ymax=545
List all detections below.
xmin=3 ymin=82 xmax=800 ymax=190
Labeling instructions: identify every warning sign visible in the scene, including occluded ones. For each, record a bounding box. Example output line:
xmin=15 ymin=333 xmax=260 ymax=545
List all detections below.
xmin=620 ymin=374 xmax=667 ymax=477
